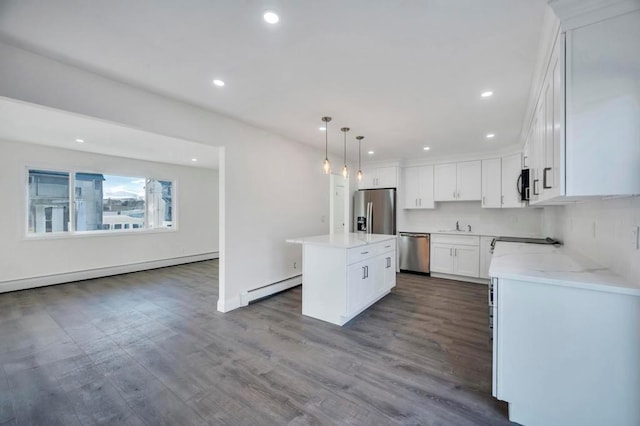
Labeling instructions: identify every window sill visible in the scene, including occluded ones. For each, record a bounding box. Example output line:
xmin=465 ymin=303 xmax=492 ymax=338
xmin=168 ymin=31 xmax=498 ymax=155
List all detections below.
xmin=23 ymin=227 xmax=177 ymax=241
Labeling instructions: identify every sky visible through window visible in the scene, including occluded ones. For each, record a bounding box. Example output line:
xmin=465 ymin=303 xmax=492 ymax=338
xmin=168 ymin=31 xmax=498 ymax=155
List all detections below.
xmin=103 ymin=175 xmax=145 ymax=199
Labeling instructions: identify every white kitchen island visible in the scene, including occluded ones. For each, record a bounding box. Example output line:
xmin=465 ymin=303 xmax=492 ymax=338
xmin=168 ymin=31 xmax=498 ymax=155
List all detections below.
xmin=490 ymin=242 xmax=640 ymax=426
xmin=287 ymin=233 xmax=396 ymax=326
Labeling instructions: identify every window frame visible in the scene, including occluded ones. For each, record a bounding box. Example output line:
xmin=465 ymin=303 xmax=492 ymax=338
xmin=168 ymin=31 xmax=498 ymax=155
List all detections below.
xmin=24 ymin=166 xmax=178 ymax=240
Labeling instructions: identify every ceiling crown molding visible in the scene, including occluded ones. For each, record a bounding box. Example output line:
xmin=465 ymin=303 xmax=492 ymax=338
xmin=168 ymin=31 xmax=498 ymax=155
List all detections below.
xmin=548 ymin=0 xmax=640 ymax=29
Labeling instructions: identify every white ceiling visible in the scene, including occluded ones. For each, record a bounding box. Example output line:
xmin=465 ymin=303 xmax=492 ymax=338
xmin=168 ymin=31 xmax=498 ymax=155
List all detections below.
xmin=0 ymin=98 xmax=220 ymax=169
xmin=0 ymin=0 xmax=548 ymax=163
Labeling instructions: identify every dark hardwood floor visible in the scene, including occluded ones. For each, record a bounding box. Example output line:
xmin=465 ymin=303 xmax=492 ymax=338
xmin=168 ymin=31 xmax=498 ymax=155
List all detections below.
xmin=0 ymin=260 xmax=511 ymax=425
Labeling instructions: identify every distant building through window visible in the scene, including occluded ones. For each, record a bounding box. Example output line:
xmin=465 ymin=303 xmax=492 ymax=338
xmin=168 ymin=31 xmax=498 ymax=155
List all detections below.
xmin=27 ymin=169 xmax=175 ymax=235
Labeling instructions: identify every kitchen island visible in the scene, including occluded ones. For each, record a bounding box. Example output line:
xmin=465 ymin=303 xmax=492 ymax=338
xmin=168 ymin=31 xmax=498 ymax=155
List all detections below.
xmin=489 ymin=242 xmax=640 ymax=426
xmin=287 ymin=233 xmax=396 ymax=326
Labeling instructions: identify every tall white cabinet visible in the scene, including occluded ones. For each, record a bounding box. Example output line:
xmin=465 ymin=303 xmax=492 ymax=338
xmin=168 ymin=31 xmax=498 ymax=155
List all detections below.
xmin=526 ymin=8 xmax=640 ymax=204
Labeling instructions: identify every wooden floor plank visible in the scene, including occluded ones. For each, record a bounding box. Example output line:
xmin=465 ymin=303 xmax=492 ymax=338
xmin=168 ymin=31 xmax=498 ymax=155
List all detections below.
xmin=0 ymin=260 xmax=512 ymax=425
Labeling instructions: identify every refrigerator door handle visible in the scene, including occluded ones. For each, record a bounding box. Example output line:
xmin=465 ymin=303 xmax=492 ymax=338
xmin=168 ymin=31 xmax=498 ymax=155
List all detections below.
xmin=366 ymin=202 xmax=373 ymax=234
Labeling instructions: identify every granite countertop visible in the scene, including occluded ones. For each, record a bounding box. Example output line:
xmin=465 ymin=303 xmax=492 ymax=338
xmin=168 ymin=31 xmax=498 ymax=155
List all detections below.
xmin=286 ymin=233 xmax=396 ymax=249
xmin=490 ymin=241 xmax=640 ymax=296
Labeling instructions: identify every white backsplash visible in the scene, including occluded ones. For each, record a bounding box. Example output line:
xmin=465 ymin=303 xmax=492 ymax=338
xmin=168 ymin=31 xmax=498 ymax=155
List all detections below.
xmin=398 ymin=202 xmax=544 ymax=237
xmin=543 ymin=196 xmax=640 ymax=283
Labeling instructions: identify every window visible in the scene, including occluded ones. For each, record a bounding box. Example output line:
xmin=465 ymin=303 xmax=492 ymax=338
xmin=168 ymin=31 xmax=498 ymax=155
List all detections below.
xmin=147 ymin=179 xmax=173 ymax=229
xmin=28 ymin=170 xmax=69 ymax=234
xmin=27 ymin=169 xmax=175 ymax=236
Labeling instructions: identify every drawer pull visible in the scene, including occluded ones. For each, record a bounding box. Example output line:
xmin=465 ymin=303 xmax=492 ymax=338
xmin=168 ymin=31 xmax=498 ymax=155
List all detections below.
xmin=360 ymin=251 xmax=369 ymax=255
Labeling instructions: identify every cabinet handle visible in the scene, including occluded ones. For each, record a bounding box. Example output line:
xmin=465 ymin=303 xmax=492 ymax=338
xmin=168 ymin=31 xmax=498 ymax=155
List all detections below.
xmin=365 ymin=265 xmax=369 ymax=278
xmin=419 ymin=198 xmax=422 ymax=206
xmin=384 ymin=245 xmax=391 ymax=248
xmin=362 ymin=266 xmax=366 ymax=279
xmin=457 ymin=191 xmax=460 ymax=199
xmin=415 ymin=198 xmax=418 ymax=207
xmin=523 ymin=155 xmax=528 ymax=168
xmin=361 ymin=251 xmax=369 ymax=255
xmin=482 ymin=196 xmax=485 ymax=205
xmin=533 ymin=179 xmax=539 ymax=195
xmin=543 ymin=167 xmax=552 ymax=189
xmin=386 ymin=257 xmax=391 ymax=268
xmin=454 ymin=248 xmax=457 ymax=257
xmin=501 ymin=195 xmax=504 ymax=205
xmin=453 ymin=191 xmax=456 ymax=199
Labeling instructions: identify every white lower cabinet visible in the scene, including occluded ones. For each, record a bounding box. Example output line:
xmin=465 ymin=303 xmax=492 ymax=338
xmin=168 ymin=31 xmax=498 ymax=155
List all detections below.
xmin=430 ymin=234 xmax=480 ymax=278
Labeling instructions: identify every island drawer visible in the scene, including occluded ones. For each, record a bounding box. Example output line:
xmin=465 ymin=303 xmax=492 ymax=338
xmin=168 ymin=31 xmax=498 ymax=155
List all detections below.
xmin=347 ymin=240 xmax=395 ymax=265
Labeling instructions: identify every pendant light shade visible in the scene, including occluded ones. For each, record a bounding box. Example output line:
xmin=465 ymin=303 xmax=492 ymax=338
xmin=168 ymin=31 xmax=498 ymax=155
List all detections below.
xmin=321 ymin=116 xmax=332 ymax=174
xmin=341 ymin=127 xmax=350 ymax=179
xmin=356 ymin=136 xmax=364 ymax=181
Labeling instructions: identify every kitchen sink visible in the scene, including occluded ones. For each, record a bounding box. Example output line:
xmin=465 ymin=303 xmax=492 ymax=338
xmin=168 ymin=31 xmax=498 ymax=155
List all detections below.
xmin=437 ymin=229 xmax=471 ymax=233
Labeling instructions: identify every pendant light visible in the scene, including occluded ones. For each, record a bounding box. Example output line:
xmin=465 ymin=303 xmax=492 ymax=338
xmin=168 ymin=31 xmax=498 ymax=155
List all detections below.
xmin=321 ymin=116 xmax=332 ymax=174
xmin=355 ymin=136 xmax=364 ymax=181
xmin=341 ymin=127 xmax=350 ymax=179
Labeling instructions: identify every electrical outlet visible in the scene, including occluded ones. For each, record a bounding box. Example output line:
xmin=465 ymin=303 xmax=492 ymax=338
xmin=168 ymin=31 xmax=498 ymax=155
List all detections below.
xmin=632 ymin=226 xmax=639 ymax=250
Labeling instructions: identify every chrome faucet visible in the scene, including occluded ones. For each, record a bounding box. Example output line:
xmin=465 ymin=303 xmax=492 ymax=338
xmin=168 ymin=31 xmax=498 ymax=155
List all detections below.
xmin=456 ymin=221 xmax=460 ymax=231
xmin=468 ymin=224 xmax=472 ymax=232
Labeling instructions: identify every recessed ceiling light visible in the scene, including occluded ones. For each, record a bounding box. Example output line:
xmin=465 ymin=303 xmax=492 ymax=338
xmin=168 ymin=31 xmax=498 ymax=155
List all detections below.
xmin=75 ymin=138 xmax=84 ymax=143
xmin=212 ymin=79 xmax=225 ymax=87
xmin=368 ymin=151 xmax=375 ymax=155
xmin=319 ymin=127 xmax=326 ymax=131
xmin=481 ymin=91 xmax=493 ymax=98
xmin=263 ymin=11 xmax=279 ymax=24
xmin=486 ymin=133 xmax=495 ymax=139
xmin=191 ymin=158 xmax=198 ymax=162
xmin=423 ymin=146 xmax=430 ymax=151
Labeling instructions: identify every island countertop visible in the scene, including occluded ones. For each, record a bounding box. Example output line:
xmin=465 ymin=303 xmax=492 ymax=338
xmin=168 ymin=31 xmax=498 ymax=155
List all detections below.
xmin=286 ymin=233 xmax=396 ymax=249
xmin=490 ymin=241 xmax=640 ymax=296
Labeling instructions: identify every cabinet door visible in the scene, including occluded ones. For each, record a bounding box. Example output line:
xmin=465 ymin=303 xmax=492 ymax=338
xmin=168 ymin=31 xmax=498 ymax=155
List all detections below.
xmin=418 ymin=165 xmax=435 ymax=208
xmin=479 ymin=236 xmax=495 ymax=279
xmin=457 ymin=160 xmax=481 ymax=201
xmin=358 ymin=170 xmax=378 ymax=190
xmin=481 ymin=158 xmax=502 ymax=208
xmin=453 ymin=245 xmax=480 ymax=278
xmin=347 ymin=260 xmax=373 ymax=316
xmin=402 ymin=167 xmax=421 ymax=209
xmin=382 ymin=251 xmax=396 ymax=291
xmin=430 ymin=243 xmax=454 ymax=274
xmin=376 ymin=167 xmax=397 ymax=188
xmin=501 ymin=153 xmax=524 ymax=208
xmin=434 ymin=163 xmax=457 ymax=201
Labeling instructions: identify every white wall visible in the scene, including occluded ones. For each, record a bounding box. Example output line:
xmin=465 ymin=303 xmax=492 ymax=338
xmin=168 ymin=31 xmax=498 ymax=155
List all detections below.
xmin=543 ymin=197 xmax=640 ymax=283
xmin=0 ymin=41 xmax=330 ymax=311
xmin=399 ymin=202 xmax=544 ymax=237
xmin=0 ymin=139 xmax=219 ymax=286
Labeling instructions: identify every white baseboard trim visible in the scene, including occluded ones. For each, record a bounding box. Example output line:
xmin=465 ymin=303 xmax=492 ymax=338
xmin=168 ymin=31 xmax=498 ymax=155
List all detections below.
xmin=430 ymin=272 xmax=489 ymax=285
xmin=239 ymin=275 xmax=302 ymax=307
xmin=0 ymin=252 xmax=219 ymax=294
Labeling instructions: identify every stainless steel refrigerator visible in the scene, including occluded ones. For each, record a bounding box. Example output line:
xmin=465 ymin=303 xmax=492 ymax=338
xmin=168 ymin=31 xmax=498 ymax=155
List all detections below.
xmin=353 ymin=188 xmax=396 ymax=235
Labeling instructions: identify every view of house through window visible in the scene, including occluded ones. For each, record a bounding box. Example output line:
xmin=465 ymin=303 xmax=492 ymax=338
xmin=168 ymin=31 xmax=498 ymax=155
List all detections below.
xmin=27 ymin=169 xmax=174 ymax=235
xmin=28 ymin=170 xmax=70 ymax=234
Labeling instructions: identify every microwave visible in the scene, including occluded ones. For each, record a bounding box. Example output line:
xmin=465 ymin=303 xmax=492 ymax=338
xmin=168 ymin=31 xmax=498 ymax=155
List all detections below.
xmin=518 ymin=169 xmax=530 ymax=201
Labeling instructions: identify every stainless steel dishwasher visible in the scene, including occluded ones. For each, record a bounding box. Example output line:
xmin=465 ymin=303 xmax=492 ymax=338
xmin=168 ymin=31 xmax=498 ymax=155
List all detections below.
xmin=399 ymin=232 xmax=430 ymax=274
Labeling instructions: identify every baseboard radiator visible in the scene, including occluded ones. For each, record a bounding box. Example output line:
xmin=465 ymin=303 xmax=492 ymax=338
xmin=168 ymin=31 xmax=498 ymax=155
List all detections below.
xmin=240 ymin=274 xmax=302 ymax=306
xmin=0 ymin=252 xmax=219 ymax=293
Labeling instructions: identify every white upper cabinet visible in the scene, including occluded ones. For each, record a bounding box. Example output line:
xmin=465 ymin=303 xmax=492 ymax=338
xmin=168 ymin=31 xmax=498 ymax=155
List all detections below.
xmin=456 ymin=161 xmax=482 ymax=201
xmin=527 ymin=7 xmax=640 ymax=204
xmin=481 ymin=158 xmax=502 ymax=208
xmin=359 ymin=166 xmax=398 ymax=189
xmin=434 ymin=161 xmax=481 ymax=202
xmin=402 ymin=165 xmax=434 ymax=209
xmin=501 ymin=153 xmax=524 ymax=208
